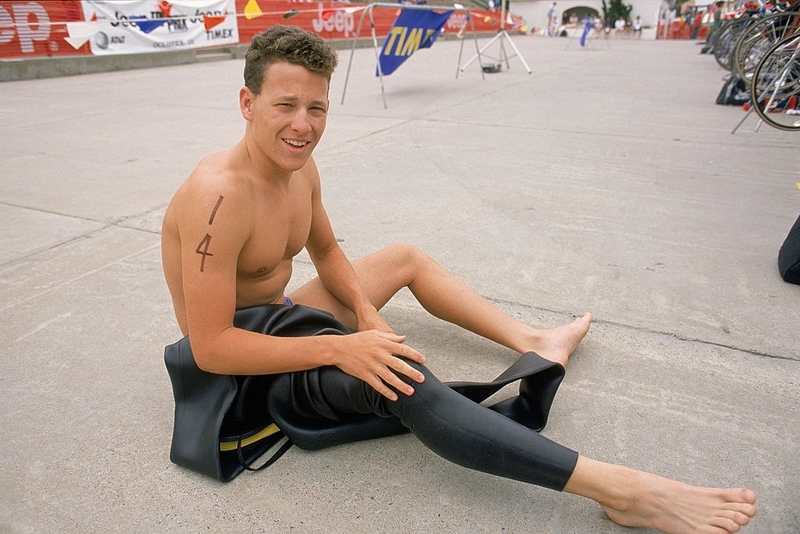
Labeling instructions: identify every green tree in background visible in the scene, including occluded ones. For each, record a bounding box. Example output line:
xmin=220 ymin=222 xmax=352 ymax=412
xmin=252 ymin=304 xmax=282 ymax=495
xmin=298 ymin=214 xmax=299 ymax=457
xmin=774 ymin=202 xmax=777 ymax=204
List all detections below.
xmin=602 ymin=0 xmax=633 ymax=24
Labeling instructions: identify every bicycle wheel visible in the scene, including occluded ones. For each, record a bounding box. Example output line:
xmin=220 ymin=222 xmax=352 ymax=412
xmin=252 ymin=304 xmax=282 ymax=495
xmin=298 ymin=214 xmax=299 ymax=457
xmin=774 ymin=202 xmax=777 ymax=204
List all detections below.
xmin=714 ymin=17 xmax=758 ymax=71
xmin=705 ymin=20 xmax=723 ymax=48
xmin=733 ymin=12 xmax=800 ymax=81
xmin=751 ymin=33 xmax=800 ymax=131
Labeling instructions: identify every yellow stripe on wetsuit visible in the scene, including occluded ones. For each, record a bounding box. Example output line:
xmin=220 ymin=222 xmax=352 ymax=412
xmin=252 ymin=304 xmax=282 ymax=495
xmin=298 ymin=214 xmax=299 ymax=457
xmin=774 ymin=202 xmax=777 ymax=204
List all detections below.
xmin=219 ymin=423 xmax=281 ymax=452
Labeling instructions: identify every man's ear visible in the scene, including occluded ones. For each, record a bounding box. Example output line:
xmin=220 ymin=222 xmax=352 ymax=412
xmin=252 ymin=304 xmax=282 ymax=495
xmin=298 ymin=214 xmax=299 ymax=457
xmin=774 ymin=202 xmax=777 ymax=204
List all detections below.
xmin=239 ymin=86 xmax=254 ymax=121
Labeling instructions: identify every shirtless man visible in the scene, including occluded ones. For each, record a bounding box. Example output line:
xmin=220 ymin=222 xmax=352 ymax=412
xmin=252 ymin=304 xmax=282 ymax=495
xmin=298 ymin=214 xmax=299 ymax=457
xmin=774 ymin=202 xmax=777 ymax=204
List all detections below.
xmin=161 ymin=25 xmax=756 ymax=534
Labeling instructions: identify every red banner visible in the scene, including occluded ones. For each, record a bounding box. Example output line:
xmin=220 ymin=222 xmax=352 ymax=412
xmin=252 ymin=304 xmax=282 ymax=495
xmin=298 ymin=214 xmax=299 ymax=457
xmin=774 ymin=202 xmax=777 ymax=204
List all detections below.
xmin=0 ymin=1 xmax=514 ymax=59
xmin=235 ymin=1 xmax=391 ymax=44
xmin=0 ymin=1 xmax=88 ymax=58
xmin=233 ymin=0 xmax=511 ymax=45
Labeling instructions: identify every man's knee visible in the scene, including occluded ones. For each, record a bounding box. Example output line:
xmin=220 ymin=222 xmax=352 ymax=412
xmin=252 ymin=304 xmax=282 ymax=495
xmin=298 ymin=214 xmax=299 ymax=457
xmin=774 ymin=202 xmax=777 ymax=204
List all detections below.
xmin=380 ymin=242 xmax=427 ymax=267
xmin=390 ymin=359 xmax=451 ymax=409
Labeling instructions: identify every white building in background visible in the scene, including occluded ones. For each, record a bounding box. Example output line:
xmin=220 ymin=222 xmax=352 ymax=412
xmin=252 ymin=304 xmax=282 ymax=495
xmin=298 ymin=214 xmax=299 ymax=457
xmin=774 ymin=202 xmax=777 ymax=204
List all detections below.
xmin=509 ymin=0 xmax=683 ymax=39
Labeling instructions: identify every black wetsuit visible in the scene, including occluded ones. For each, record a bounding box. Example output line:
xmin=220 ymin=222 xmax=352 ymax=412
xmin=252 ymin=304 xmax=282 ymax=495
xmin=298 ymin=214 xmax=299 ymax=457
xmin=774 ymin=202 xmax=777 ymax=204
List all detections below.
xmin=239 ymin=303 xmax=580 ymax=491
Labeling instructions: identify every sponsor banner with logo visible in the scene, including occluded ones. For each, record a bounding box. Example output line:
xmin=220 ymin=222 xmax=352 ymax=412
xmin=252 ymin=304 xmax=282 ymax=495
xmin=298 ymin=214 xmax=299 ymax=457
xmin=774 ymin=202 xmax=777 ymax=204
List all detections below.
xmin=79 ymin=0 xmax=238 ymax=55
xmin=234 ymin=0 xmax=384 ymax=44
xmin=233 ymin=0 xmax=512 ymax=45
xmin=1 ymin=0 xmax=516 ymax=59
xmin=378 ymin=9 xmax=452 ymax=76
xmin=0 ymin=1 xmax=87 ymax=58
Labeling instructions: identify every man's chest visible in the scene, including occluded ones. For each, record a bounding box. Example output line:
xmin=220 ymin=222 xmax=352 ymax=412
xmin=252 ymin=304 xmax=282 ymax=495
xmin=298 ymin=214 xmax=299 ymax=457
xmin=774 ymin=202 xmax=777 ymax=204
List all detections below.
xmin=237 ymin=190 xmax=312 ymax=276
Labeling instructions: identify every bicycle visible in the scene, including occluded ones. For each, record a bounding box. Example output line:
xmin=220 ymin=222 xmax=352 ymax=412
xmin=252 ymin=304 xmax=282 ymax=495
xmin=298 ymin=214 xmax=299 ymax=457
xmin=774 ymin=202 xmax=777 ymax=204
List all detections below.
xmin=732 ymin=7 xmax=800 ymax=81
xmin=749 ymin=32 xmax=800 ymax=131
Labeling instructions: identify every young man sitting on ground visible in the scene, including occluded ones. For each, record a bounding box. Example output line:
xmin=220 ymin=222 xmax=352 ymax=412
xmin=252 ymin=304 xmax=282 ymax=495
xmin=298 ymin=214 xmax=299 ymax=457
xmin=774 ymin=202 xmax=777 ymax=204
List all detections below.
xmin=161 ymin=25 xmax=756 ymax=534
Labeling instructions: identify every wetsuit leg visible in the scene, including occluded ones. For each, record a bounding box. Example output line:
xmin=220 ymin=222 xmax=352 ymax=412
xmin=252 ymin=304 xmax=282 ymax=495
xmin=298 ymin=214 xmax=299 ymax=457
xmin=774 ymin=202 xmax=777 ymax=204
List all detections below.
xmin=268 ymin=361 xmax=579 ymax=491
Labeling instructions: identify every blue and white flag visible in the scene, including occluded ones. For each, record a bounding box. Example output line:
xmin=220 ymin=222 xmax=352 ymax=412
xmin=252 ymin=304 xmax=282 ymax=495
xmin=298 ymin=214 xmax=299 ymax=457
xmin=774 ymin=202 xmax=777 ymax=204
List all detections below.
xmin=378 ymin=9 xmax=453 ymax=76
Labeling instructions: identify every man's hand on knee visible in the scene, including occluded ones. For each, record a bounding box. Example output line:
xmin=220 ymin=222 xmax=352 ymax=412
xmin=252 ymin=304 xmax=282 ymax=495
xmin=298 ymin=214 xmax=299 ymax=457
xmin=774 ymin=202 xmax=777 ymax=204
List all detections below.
xmin=329 ymin=331 xmax=426 ymax=401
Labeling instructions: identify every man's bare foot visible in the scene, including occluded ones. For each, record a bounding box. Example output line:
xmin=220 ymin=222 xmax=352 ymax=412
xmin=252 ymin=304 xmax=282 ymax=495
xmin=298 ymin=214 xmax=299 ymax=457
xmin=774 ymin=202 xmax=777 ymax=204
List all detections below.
xmin=565 ymin=457 xmax=757 ymax=534
xmin=524 ymin=312 xmax=592 ymax=368
xmin=601 ymin=474 xmax=756 ymax=534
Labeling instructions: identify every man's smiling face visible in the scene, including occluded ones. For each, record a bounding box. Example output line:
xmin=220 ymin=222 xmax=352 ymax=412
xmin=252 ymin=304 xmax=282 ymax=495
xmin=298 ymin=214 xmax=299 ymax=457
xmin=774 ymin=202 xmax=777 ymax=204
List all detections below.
xmin=241 ymin=61 xmax=329 ymax=173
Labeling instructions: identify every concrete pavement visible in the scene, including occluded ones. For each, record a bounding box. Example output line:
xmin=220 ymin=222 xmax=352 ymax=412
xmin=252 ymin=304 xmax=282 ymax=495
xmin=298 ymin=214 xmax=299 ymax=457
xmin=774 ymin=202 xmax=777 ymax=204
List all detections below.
xmin=1 ymin=34 xmax=799 ymax=533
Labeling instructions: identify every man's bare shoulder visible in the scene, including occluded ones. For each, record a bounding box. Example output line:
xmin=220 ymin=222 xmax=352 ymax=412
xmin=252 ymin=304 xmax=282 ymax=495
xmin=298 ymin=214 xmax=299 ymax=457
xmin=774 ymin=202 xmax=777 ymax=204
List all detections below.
xmin=167 ymin=147 xmax=253 ymax=220
xmin=297 ymin=154 xmax=321 ymax=186
xmin=182 ymin=148 xmax=247 ymax=195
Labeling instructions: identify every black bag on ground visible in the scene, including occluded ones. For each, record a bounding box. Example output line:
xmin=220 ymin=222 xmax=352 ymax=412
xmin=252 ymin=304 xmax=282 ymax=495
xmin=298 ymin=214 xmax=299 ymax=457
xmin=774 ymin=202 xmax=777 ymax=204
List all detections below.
xmin=778 ymin=213 xmax=800 ymax=284
xmin=716 ymin=75 xmax=750 ymax=105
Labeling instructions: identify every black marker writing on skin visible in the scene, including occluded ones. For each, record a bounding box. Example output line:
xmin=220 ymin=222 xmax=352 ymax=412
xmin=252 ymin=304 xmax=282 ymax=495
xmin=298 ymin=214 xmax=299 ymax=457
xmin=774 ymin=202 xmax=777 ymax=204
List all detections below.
xmin=196 ymin=195 xmax=224 ymax=272
xmin=208 ymin=194 xmax=224 ymax=225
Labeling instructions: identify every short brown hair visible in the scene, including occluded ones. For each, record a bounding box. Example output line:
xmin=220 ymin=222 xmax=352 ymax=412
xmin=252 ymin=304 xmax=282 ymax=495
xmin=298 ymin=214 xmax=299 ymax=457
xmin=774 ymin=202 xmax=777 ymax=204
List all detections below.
xmin=244 ymin=25 xmax=338 ymax=94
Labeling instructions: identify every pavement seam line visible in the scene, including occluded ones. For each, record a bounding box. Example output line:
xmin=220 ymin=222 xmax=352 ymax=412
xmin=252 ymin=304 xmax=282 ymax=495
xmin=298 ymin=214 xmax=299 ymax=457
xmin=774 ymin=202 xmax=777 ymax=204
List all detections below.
xmin=486 ymin=295 xmax=796 ymax=363
xmin=291 ymin=256 xmax=795 ymax=363
xmin=1 ymin=242 xmax=161 ymax=313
